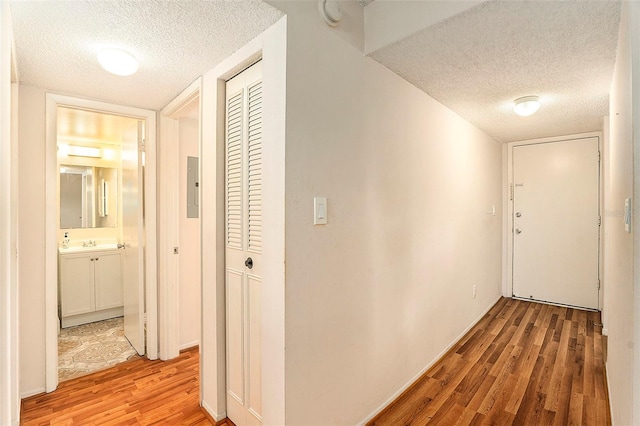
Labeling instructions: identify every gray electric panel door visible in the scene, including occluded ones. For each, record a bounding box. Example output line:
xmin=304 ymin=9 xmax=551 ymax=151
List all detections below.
xmin=187 ymin=156 xmax=199 ymax=218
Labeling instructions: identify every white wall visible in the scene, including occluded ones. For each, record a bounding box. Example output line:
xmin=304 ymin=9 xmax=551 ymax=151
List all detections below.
xmin=178 ymin=117 xmax=201 ymax=349
xmin=603 ymin=2 xmax=634 ymax=424
xmin=17 ymin=85 xmax=47 ymax=397
xmin=277 ymin=2 xmax=502 ymax=423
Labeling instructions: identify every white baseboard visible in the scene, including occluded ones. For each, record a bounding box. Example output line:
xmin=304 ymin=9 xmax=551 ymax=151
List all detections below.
xmin=358 ymin=295 xmax=503 ymax=425
xmin=20 ymin=387 xmax=45 ymax=399
xmin=180 ymin=340 xmax=200 ymax=351
xmin=202 ymin=400 xmax=226 ymax=422
xmin=605 ymin=361 xmax=614 ymax=425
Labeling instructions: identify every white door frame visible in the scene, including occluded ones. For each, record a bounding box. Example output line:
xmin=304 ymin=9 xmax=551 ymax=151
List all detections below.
xmin=200 ymin=17 xmax=286 ymax=423
xmin=44 ymin=94 xmax=158 ymax=392
xmin=1 ymin=3 xmax=20 ymax=423
xmin=158 ymin=77 xmax=202 ymax=360
xmin=505 ymin=132 xmax=603 ymax=310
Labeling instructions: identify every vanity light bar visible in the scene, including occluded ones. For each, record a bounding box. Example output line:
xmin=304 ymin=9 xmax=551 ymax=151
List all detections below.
xmin=67 ymin=145 xmax=102 ymax=158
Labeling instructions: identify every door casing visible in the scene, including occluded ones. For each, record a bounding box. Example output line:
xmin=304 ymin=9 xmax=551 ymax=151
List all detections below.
xmin=505 ymin=132 xmax=603 ymax=310
xmin=44 ymin=94 xmax=158 ymax=392
xmin=158 ymin=78 xmax=202 ymax=361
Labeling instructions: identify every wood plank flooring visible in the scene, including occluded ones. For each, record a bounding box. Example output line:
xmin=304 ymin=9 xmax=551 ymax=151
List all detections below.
xmin=21 ymin=346 xmax=234 ymax=426
xmin=368 ymin=297 xmax=611 ymax=425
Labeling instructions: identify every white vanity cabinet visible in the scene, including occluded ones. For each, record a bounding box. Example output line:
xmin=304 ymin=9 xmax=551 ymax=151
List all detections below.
xmin=59 ymin=249 xmax=123 ymax=328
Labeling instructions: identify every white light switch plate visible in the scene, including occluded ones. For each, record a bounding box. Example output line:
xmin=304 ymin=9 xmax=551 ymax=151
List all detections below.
xmin=314 ymin=197 xmax=327 ymax=225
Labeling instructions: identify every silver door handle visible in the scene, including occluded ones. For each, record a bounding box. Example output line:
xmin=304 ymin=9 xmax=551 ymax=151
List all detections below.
xmin=515 ymin=228 xmax=522 ymax=234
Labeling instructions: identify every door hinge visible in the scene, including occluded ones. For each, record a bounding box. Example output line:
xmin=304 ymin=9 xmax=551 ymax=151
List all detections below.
xmin=139 ymin=138 xmax=146 ymax=153
xmin=597 ymin=279 xmax=601 ymax=290
xmin=598 ymin=216 xmax=602 ymax=226
xmin=510 ymin=183 xmax=514 ymax=201
xmin=598 ymin=151 xmax=601 ymax=164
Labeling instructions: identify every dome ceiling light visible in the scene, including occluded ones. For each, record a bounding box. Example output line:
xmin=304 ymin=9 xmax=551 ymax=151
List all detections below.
xmin=513 ymin=95 xmax=541 ymax=117
xmin=97 ymin=48 xmax=139 ymax=76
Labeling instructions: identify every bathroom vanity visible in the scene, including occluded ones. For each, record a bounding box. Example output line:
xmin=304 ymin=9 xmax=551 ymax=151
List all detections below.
xmin=59 ymin=242 xmax=123 ymax=328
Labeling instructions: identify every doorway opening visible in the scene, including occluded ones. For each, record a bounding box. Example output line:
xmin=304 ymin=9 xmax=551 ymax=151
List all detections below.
xmin=508 ymin=134 xmax=601 ymax=310
xmin=44 ymin=94 xmax=157 ymax=392
xmin=56 ymin=107 xmax=142 ymax=381
xmin=158 ymin=84 xmax=202 ymax=357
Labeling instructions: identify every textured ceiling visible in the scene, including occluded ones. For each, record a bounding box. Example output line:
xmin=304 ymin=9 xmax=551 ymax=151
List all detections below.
xmin=9 ymin=0 xmax=283 ymax=110
xmin=369 ymin=1 xmax=621 ymax=143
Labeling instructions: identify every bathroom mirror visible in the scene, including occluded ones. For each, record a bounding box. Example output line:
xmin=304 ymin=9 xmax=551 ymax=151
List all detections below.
xmin=60 ymin=165 xmax=118 ymax=229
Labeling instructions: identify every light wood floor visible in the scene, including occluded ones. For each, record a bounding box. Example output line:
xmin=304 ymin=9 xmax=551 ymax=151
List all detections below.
xmin=21 ymin=346 xmax=234 ymax=425
xmin=369 ymin=297 xmax=611 ymax=425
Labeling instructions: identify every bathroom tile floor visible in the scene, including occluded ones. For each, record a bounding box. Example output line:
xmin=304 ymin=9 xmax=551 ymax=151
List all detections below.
xmin=58 ymin=317 xmax=139 ymax=382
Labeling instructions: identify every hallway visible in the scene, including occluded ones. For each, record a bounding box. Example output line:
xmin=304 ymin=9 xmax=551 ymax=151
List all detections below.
xmin=369 ymin=298 xmax=610 ymax=425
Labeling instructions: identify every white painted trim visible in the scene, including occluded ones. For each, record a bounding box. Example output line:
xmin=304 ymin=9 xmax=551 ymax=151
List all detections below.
xmin=45 ymin=94 xmax=158 ymax=391
xmin=180 ymin=340 xmax=200 ymax=351
xmin=606 ymin=360 xmax=615 ymax=425
xmin=157 ymin=115 xmax=180 ymax=361
xmin=201 ymin=400 xmax=226 ymax=422
xmin=201 ymin=17 xmax=287 ymax=424
xmin=504 ymin=132 xmax=603 ymax=310
xmin=0 ymin=4 xmax=19 ymax=424
xmin=163 ymin=78 xmax=202 ymax=119
xmin=20 ymin=387 xmax=46 ymax=400
xmin=630 ymin=3 xmax=640 ymax=423
xmin=146 ymin=114 xmax=158 ymax=361
xmin=44 ymin=94 xmax=58 ymax=392
xmin=9 ymin=81 xmax=19 ymax=426
xmin=501 ymin=143 xmax=509 ymax=297
xmin=158 ymin=78 xmax=202 ymax=361
xmin=358 ymin=295 xmax=504 ymax=426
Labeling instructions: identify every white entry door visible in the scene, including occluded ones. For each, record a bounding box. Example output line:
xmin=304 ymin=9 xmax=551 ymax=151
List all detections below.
xmin=122 ymin=121 xmax=145 ymax=355
xmin=225 ymin=61 xmax=263 ymax=426
xmin=512 ymin=137 xmax=600 ymax=309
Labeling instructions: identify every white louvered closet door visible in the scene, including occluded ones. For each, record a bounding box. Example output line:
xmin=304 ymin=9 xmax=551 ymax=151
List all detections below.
xmin=225 ymin=61 xmax=263 ymax=426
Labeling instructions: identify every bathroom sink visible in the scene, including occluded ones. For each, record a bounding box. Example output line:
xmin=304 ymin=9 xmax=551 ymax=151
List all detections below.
xmin=59 ymin=239 xmax=119 ymax=254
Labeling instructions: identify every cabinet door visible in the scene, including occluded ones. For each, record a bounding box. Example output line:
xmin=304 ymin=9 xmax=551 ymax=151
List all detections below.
xmin=60 ymin=256 xmax=94 ymax=317
xmin=95 ymin=252 xmax=123 ymax=310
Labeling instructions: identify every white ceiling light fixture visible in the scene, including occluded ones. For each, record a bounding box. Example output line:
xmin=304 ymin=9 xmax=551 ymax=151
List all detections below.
xmin=67 ymin=145 xmax=102 ymax=158
xmin=97 ymin=48 xmax=139 ymax=76
xmin=514 ymin=96 xmax=541 ymax=117
xmin=319 ymin=0 xmax=342 ymax=27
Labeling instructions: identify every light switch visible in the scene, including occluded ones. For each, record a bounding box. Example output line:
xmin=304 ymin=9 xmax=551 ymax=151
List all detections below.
xmin=314 ymin=197 xmax=327 ymax=225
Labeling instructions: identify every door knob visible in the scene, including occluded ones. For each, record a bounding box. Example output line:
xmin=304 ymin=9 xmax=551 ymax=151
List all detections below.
xmin=515 ymin=212 xmax=522 ymax=218
xmin=245 ymin=257 xmax=253 ymax=269
xmin=515 ymin=228 xmax=522 ymax=234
